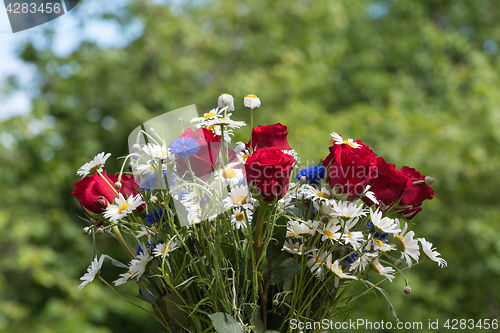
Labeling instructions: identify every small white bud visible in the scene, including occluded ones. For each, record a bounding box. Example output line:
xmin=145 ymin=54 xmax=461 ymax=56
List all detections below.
xmin=404 ymin=286 xmax=412 ymax=294
xmin=425 ymin=176 xmax=434 ymax=185
xmin=218 ymin=93 xmax=235 ymax=111
xmin=114 ymin=182 xmax=122 ymax=190
xmin=150 ymin=195 xmax=158 ymax=204
xmin=83 ymin=227 xmax=91 ymax=235
xmin=244 ymin=94 xmax=261 ymax=109
xmin=95 ymin=228 xmax=104 ymax=236
xmin=394 ymin=259 xmax=402 ymax=267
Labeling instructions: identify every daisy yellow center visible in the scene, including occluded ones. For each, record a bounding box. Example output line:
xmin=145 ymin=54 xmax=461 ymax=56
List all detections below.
xmin=343 ymin=140 xmax=354 ymax=147
xmin=316 ymin=192 xmax=331 ymax=199
xmin=127 ymin=270 xmax=131 ymax=274
xmin=337 ymin=266 xmax=343 ymax=273
xmin=118 ymin=203 xmax=132 ymax=214
xmin=221 ymin=118 xmax=229 ymax=121
xmin=207 ymin=125 xmax=215 ymax=130
xmin=88 ymin=163 xmax=103 ymax=174
xmin=375 ymin=239 xmax=384 ymax=247
xmin=160 ymin=150 xmax=168 ymax=157
xmin=347 ymin=231 xmax=351 ymax=238
xmin=371 ymin=262 xmax=381 ymax=274
xmin=150 ymin=226 xmax=157 ymax=232
xmin=293 ymin=247 xmax=300 ymax=253
xmin=316 ymin=258 xmax=323 ymax=263
xmin=221 ymin=93 xmax=230 ymax=96
xmin=222 ymin=169 xmax=237 ymax=179
xmin=287 ymin=231 xmax=297 ymax=237
xmin=246 ymin=94 xmax=258 ymax=98
xmin=394 ymin=235 xmax=406 ymax=252
xmin=161 ymin=247 xmax=172 ymax=254
xmin=341 ymin=214 xmax=352 ymax=219
xmin=235 ymin=212 xmax=245 ymax=221
xmin=234 ymin=195 xmax=247 ymax=205
xmin=204 ymin=112 xmax=216 ymax=118
xmin=324 ymin=230 xmax=334 ymax=238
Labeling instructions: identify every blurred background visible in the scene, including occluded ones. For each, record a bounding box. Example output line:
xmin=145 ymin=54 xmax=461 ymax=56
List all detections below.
xmin=1 ymin=0 xmax=499 ymax=332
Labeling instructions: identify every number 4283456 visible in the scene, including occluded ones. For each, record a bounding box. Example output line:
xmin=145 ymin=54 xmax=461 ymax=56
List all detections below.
xmin=6 ymin=2 xmax=62 ymax=14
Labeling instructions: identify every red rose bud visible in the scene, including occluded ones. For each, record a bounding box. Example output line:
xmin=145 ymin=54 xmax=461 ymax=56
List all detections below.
xmin=397 ymin=166 xmax=435 ymax=219
xmin=175 ymin=127 xmax=223 ymax=181
xmin=322 ymin=139 xmax=377 ymax=200
xmin=362 ymin=157 xmax=412 ymax=209
xmin=245 ymin=147 xmax=296 ymax=202
xmin=72 ymin=171 xmax=116 ymax=214
xmin=249 ymin=123 xmax=291 ymax=151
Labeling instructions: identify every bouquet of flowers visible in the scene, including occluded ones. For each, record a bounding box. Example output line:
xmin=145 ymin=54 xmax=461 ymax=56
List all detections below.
xmin=72 ymin=94 xmax=445 ymax=333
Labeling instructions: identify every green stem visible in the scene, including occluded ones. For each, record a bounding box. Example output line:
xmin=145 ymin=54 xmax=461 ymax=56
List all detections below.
xmin=111 ymin=224 xmax=136 ymax=260
xmin=254 ymin=200 xmax=270 ymax=329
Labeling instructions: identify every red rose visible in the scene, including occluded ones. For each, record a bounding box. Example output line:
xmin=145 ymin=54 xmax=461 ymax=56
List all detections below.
xmin=322 ymin=140 xmax=377 ymax=200
xmin=245 ymin=147 xmax=296 ymax=202
xmin=363 ymin=157 xmax=412 ymax=209
xmin=249 ymin=123 xmax=291 ymax=151
xmin=72 ymin=171 xmax=117 ymax=214
xmin=397 ymin=166 xmax=435 ymax=219
xmin=108 ymin=173 xmax=139 ymax=198
xmin=176 ymin=128 xmax=223 ymax=181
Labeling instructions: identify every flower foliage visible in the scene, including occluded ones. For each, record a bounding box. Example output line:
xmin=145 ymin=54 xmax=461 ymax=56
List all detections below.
xmin=72 ymin=94 xmax=442 ymax=333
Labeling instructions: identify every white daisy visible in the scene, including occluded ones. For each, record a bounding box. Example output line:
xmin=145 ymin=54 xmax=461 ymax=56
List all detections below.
xmin=330 ymin=132 xmax=362 ymax=149
xmin=141 ymin=143 xmax=170 ymax=160
xmin=103 ymin=193 xmax=144 ymax=222
xmin=321 ymin=220 xmax=342 ymax=243
xmin=218 ymin=93 xmax=235 ymax=111
xmin=113 ymin=270 xmax=132 ymax=286
xmin=326 ymin=256 xmax=358 ymax=287
xmin=135 ymin=226 xmax=159 ymax=243
xmin=129 ymin=251 xmax=152 ymax=280
xmin=282 ymin=239 xmax=304 ymax=255
xmin=153 ymin=239 xmax=181 ymax=258
xmin=371 ymin=259 xmax=396 ymax=282
xmin=326 ymin=199 xmax=367 ymax=219
xmin=340 ymin=217 xmax=364 ymax=249
xmin=301 ymin=185 xmax=332 ymax=203
xmin=365 ymin=238 xmax=393 ymax=252
xmin=394 ymin=220 xmax=420 ymax=267
xmin=231 ymin=207 xmax=252 ymax=229
xmin=223 ymin=185 xmax=253 ymax=209
xmin=369 ymin=208 xmax=401 ymax=234
xmin=306 ymin=250 xmax=329 ymax=279
xmin=244 ymin=94 xmax=261 ymax=109
xmin=363 ymin=185 xmax=379 ymax=205
xmin=79 ymin=254 xmax=106 ymax=289
xmin=418 ymin=238 xmax=447 ymax=268
xmin=135 ymin=160 xmax=164 ymax=175
xmin=287 ymin=220 xmax=316 ymax=238
xmin=190 ymin=107 xmax=225 ymax=124
xmin=213 ymin=165 xmax=245 ymax=187
xmin=76 ymin=152 xmax=111 ymax=178
xmin=236 ymin=147 xmax=252 ymax=164
xmin=200 ymin=117 xmax=246 ymax=130
xmin=234 ymin=141 xmax=246 ymax=154
xmin=282 ymin=149 xmax=300 ymax=166
xmin=349 ymin=252 xmax=377 ymax=272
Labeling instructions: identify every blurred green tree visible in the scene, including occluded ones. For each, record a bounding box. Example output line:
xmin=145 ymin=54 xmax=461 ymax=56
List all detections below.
xmin=1 ymin=0 xmax=499 ymax=331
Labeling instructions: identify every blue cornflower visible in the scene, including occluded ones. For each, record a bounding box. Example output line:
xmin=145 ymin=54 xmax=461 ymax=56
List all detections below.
xmin=296 ymin=165 xmax=325 ymax=183
xmin=169 ymin=137 xmax=199 ymax=158
xmin=140 ymin=173 xmax=160 ymax=191
xmin=367 ymin=221 xmax=390 ymax=243
xmin=136 ymin=245 xmax=143 ymax=255
xmin=342 ymin=251 xmax=359 ymax=266
xmin=146 ymin=209 xmax=166 ymax=225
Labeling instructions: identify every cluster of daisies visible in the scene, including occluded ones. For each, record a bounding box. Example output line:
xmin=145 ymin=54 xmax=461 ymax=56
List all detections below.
xmin=279 ymin=174 xmax=446 ymax=288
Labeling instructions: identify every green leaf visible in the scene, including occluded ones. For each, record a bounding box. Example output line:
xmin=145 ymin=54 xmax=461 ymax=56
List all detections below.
xmin=271 ymin=258 xmax=302 ymax=283
xmin=221 ymin=242 xmax=237 ymax=264
xmin=266 ymin=216 xmax=287 ymax=259
xmin=163 ymin=292 xmax=190 ymax=328
xmin=208 ymin=312 xmax=245 ymax=333
xmin=250 ymin=307 xmax=264 ymax=333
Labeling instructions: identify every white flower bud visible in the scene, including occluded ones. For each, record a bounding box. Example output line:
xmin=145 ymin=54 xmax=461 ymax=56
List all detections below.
xmin=178 ymin=117 xmax=184 ymax=125
xmin=272 ymin=299 xmax=279 ymax=306
xmin=150 ymin=195 xmax=158 ymax=204
xmin=95 ymin=228 xmax=104 ymax=235
xmin=114 ymin=182 xmax=122 ymax=190
xmin=218 ymin=93 xmax=235 ymax=111
xmin=404 ymin=286 xmax=412 ymax=294
xmin=132 ymin=144 xmax=141 ymax=154
xmin=425 ymin=176 xmax=434 ymax=185
xmin=244 ymin=94 xmax=261 ymax=109
xmin=83 ymin=227 xmax=91 ymax=235
xmin=394 ymin=259 xmax=402 ymax=266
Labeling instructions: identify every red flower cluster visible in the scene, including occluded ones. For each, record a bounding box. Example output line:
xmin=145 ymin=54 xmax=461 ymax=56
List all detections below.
xmin=245 ymin=124 xmax=296 ymax=202
xmin=72 ymin=171 xmax=140 ymax=216
xmin=322 ymin=136 xmax=434 ymax=219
